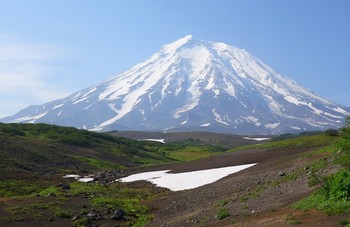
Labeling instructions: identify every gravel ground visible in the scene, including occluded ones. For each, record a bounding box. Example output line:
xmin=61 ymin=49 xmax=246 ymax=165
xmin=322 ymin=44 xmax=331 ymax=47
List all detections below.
xmin=120 ymin=147 xmax=344 ymax=226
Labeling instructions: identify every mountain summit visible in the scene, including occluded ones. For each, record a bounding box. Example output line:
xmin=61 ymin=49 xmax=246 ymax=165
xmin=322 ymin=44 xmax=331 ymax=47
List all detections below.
xmin=2 ymin=36 xmax=349 ymax=134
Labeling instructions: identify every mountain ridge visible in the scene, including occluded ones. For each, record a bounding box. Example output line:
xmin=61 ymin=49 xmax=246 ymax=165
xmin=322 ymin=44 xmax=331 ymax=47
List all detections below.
xmin=2 ymin=35 xmax=349 ymax=134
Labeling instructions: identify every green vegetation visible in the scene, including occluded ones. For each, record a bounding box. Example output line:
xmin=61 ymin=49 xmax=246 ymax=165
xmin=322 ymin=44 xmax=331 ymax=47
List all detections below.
xmin=74 ymin=156 xmax=124 ymax=170
xmin=216 ymin=198 xmax=229 ymax=207
xmin=0 ymin=180 xmax=48 ymax=197
xmin=215 ymin=208 xmax=230 ymax=220
xmin=55 ymin=208 xmax=72 ymax=218
xmin=228 ymin=133 xmax=339 ymax=153
xmin=0 ymin=123 xmax=229 ymax=177
xmin=294 ymin=116 xmax=350 ymax=215
xmin=166 ymin=146 xmax=223 ymax=161
xmin=339 ymin=218 xmax=350 ymax=226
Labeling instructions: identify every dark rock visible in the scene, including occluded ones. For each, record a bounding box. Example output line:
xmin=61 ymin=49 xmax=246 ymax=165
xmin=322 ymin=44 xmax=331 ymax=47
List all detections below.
xmin=110 ymin=209 xmax=125 ymax=220
xmin=61 ymin=184 xmax=71 ymax=190
xmin=94 ymin=171 xmax=106 ymax=181
xmin=72 ymin=215 xmax=80 ymax=221
xmin=87 ymin=211 xmax=98 ymax=220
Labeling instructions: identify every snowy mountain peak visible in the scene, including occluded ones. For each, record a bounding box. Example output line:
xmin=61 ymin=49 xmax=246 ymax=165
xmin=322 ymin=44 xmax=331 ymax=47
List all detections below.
xmin=1 ymin=36 xmax=349 ymax=134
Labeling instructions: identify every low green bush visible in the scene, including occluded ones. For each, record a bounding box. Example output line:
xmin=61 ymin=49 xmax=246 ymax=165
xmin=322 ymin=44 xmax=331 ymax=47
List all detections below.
xmin=215 ymin=208 xmax=230 ymax=220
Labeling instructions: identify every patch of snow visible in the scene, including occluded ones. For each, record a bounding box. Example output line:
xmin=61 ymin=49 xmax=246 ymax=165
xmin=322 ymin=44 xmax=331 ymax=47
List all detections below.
xmin=63 ymin=174 xmax=81 ymax=179
xmin=57 ymin=110 xmax=63 ymax=116
xmin=243 ymin=137 xmax=270 ymax=141
xmin=213 ymin=89 xmax=220 ymax=97
xmin=323 ymin=112 xmax=343 ymax=119
xmin=200 ymin=123 xmax=211 ymax=127
xmin=78 ymin=177 xmax=94 ymax=183
xmin=240 ymin=101 xmax=247 ymax=108
xmin=265 ymin=122 xmax=280 ymax=129
xmin=82 ymin=88 xmax=96 ymax=97
xmin=52 ymin=104 xmax=64 ymax=110
xmin=118 ymin=163 xmax=257 ymax=191
xmin=242 ymin=116 xmax=261 ymax=127
xmin=139 ymin=139 xmax=165 ymax=143
xmin=212 ymin=109 xmax=230 ymax=126
xmin=333 ymin=107 xmax=349 ymax=115
xmin=290 ymin=126 xmax=301 ymax=130
xmin=180 ymin=120 xmax=187 ymax=125
xmin=72 ymin=97 xmax=89 ymax=105
xmin=284 ymin=96 xmax=301 ymax=105
xmin=11 ymin=112 xmax=47 ymax=123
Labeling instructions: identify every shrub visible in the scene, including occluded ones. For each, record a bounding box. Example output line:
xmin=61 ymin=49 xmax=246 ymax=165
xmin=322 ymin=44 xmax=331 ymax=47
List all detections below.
xmin=325 ymin=129 xmax=339 ymax=137
xmin=294 ymin=170 xmax=350 ymax=214
xmin=0 ymin=125 xmax=25 ymax=136
xmin=55 ymin=208 xmax=72 ymax=218
xmin=215 ymin=208 xmax=230 ymax=220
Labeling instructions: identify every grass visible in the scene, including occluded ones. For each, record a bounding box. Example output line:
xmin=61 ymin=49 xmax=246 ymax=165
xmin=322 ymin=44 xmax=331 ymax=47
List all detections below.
xmin=167 ymin=146 xmax=224 ymax=162
xmin=55 ymin=208 xmax=72 ymax=218
xmin=228 ymin=134 xmax=339 ymax=153
xmin=68 ymin=181 xmax=154 ymax=225
xmin=216 ymin=198 xmax=229 ymax=207
xmin=293 ymin=120 xmax=350 ymax=216
xmin=215 ymin=208 xmax=230 ymax=220
xmin=339 ymin=218 xmax=350 ymax=226
xmin=0 ymin=180 xmax=47 ymax=197
xmin=293 ymin=170 xmax=350 ymax=215
xmin=74 ymin=156 xmax=124 ymax=170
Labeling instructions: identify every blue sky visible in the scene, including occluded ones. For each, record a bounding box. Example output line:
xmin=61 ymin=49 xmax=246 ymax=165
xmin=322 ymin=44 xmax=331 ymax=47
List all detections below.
xmin=0 ymin=0 xmax=349 ymax=118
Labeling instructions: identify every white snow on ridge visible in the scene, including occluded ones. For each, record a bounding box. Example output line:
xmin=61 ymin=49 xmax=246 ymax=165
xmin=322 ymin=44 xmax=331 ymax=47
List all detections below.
xmin=52 ymin=104 xmax=64 ymax=110
xmin=200 ymin=123 xmax=211 ymax=127
xmin=118 ymin=163 xmax=256 ymax=191
xmin=242 ymin=116 xmax=261 ymax=127
xmin=212 ymin=109 xmax=230 ymax=126
xmin=11 ymin=112 xmax=48 ymax=123
xmin=290 ymin=126 xmax=302 ymax=130
xmin=332 ymin=107 xmax=349 ymax=115
xmin=265 ymin=122 xmax=280 ymax=129
xmin=284 ymin=96 xmax=301 ymax=106
xmin=323 ymin=112 xmax=343 ymax=119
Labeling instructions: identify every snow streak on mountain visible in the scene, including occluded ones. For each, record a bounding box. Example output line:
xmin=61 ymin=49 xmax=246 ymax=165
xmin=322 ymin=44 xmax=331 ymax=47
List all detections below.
xmin=2 ymin=35 xmax=349 ymax=134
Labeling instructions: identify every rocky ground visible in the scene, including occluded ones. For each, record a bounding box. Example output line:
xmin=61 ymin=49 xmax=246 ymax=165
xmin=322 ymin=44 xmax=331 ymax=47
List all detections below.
xmin=121 ymin=146 xmax=345 ymax=227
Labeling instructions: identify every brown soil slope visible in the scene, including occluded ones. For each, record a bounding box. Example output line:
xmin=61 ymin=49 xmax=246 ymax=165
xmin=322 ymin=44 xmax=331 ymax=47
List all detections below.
xmin=136 ymin=147 xmax=345 ymax=227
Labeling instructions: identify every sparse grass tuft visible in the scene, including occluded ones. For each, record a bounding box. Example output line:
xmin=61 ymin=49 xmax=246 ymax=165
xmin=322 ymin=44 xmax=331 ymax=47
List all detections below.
xmin=55 ymin=208 xmax=72 ymax=218
xmin=215 ymin=208 xmax=230 ymax=220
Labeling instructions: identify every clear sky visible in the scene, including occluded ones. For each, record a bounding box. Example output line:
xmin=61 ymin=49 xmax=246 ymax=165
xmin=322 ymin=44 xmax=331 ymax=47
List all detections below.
xmin=0 ymin=0 xmax=349 ymax=118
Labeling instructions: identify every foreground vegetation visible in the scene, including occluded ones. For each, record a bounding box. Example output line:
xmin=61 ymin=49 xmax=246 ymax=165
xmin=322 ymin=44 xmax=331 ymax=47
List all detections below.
xmin=293 ymin=116 xmax=350 ymax=216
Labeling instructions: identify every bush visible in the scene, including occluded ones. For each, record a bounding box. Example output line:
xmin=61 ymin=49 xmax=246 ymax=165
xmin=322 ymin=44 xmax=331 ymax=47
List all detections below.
xmin=294 ymin=170 xmax=350 ymax=214
xmin=325 ymin=129 xmax=339 ymax=137
xmin=215 ymin=208 xmax=230 ymax=220
xmin=0 ymin=125 xmax=25 ymax=136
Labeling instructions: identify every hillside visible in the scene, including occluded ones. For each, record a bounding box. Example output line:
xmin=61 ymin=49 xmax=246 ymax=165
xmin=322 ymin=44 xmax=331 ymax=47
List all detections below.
xmin=1 ymin=122 xmax=350 ymax=226
xmin=110 ymin=131 xmax=262 ymax=149
xmin=0 ymin=123 xmax=174 ymax=179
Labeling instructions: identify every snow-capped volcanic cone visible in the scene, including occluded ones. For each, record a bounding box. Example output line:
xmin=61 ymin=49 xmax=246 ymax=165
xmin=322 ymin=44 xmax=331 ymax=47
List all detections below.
xmin=2 ymin=35 xmax=349 ymax=134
